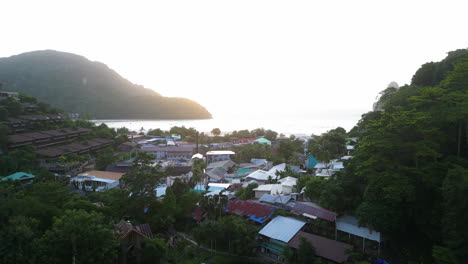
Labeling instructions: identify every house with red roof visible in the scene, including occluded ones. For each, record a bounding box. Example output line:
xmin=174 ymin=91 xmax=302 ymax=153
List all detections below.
xmin=225 ymin=199 xmax=276 ymax=224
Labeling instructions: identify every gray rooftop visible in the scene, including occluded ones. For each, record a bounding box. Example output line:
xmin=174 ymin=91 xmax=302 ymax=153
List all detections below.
xmin=258 ymin=216 xmax=306 ymax=243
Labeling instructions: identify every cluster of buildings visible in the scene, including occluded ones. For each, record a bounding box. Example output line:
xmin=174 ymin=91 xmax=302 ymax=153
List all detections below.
xmin=1 ymin=105 xmax=378 ymax=263
xmin=184 ymin=137 xmax=382 ymax=263
xmin=190 ymin=164 xmax=382 ymax=263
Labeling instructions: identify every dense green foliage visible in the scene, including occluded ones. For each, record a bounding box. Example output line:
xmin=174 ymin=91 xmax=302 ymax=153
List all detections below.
xmin=36 ymin=209 xmax=118 ymax=264
xmin=192 ymin=215 xmax=260 ymax=256
xmin=307 ymin=127 xmax=346 ymax=162
xmin=275 ymin=137 xmax=304 ymax=164
xmin=235 ymin=182 xmax=259 ymax=200
xmin=228 ymin=128 xmax=278 ymax=141
xmin=309 ymin=49 xmax=468 ymax=263
xmin=211 ymin=128 xmax=221 ymax=136
xmin=232 ymin=144 xmax=272 ymax=163
xmin=411 ymin=49 xmax=468 ymax=87
xmin=0 ymin=50 xmax=212 ymax=119
xmin=120 ymin=152 xmax=167 ymax=197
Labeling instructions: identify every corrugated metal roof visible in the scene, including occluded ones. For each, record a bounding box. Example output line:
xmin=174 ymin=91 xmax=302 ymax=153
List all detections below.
xmin=255 ymin=138 xmax=272 ymax=145
xmin=288 ymin=231 xmax=352 ymax=263
xmin=314 ymin=163 xmax=328 ymax=169
xmin=258 ymin=216 xmax=305 ymax=243
xmin=251 ymin=158 xmax=268 ymax=165
xmin=268 ymin=163 xmax=286 ymax=175
xmin=246 ymin=170 xmax=269 ymax=180
xmin=225 ymin=200 xmax=275 ymax=224
xmin=278 ymin=176 xmax=297 ymax=187
xmin=141 ymin=146 xmax=194 ymax=152
xmin=292 ymin=202 xmax=337 ymax=222
xmin=236 ymin=168 xmax=253 ymax=174
xmin=336 ymin=215 xmax=381 ymax=242
xmin=331 ymin=162 xmax=344 ymax=170
xmin=206 ymin=150 xmax=235 ymax=155
xmin=207 ymin=167 xmax=227 ymax=180
xmin=207 ymin=159 xmax=235 ymax=169
xmin=245 ymin=170 xmax=274 ymax=181
xmin=259 ymin=194 xmax=292 ymax=205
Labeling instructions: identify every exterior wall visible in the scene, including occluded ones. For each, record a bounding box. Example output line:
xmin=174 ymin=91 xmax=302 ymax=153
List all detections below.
xmin=208 ymin=154 xmax=230 ymax=162
xmin=258 ymin=237 xmax=287 ymax=261
xmin=255 ymin=190 xmax=270 ymax=199
xmin=166 ymin=153 xmax=192 ymax=160
xmin=281 ymin=185 xmax=293 ymax=194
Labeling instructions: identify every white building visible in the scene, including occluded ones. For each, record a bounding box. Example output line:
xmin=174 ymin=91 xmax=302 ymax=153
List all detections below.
xmin=141 ymin=145 xmax=194 ymax=160
xmin=72 ymin=171 xmax=124 ymax=191
xmin=206 ymin=150 xmax=235 ymax=162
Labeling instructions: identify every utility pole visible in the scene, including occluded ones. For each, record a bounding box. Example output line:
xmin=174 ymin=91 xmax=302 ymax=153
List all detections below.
xmin=196 ymin=131 xmax=199 ymax=153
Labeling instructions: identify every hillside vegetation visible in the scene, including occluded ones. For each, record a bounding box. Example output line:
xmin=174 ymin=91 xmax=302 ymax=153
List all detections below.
xmin=0 ymin=50 xmax=212 ymax=119
xmin=313 ymin=49 xmax=468 ymax=263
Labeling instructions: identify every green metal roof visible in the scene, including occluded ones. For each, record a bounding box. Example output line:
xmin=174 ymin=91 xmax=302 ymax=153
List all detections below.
xmin=255 ymin=138 xmax=272 ymax=145
xmin=236 ymin=168 xmax=253 ymax=174
xmin=1 ymin=172 xmax=35 ymax=181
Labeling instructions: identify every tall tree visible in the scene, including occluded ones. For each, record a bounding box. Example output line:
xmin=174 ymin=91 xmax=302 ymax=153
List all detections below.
xmin=307 ymin=129 xmax=346 ymax=163
xmin=35 ymin=210 xmax=118 ymax=264
xmin=189 ymin=159 xmax=207 ymax=188
xmin=211 ymin=128 xmax=221 ymax=136
xmin=441 ymin=165 xmax=468 ymax=260
xmin=120 ymin=151 xmax=166 ymax=197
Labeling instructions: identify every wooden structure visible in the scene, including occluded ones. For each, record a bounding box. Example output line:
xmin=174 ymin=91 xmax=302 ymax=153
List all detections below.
xmin=115 ymin=221 xmax=154 ymax=264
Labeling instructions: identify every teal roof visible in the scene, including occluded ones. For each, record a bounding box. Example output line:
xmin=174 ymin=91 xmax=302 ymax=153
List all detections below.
xmin=307 ymin=154 xmax=319 ymax=169
xmin=123 ymin=157 xmax=136 ymax=162
xmin=255 ymin=138 xmax=272 ymax=145
xmin=236 ymin=168 xmax=253 ymax=174
xmin=2 ymin=172 xmax=35 ymax=181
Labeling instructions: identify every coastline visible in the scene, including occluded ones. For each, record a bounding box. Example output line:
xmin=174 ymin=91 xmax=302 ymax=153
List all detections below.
xmin=92 ymin=116 xmax=359 ymax=136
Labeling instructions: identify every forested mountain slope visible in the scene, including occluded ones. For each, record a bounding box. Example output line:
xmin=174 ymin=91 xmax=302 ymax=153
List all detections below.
xmin=318 ymin=49 xmax=468 ymax=263
xmin=0 ymin=50 xmax=212 ymax=119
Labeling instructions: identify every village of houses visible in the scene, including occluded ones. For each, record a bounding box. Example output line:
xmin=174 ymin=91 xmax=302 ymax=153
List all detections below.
xmin=1 ymin=90 xmax=379 ymax=263
xmin=70 ymin=132 xmax=378 ymax=263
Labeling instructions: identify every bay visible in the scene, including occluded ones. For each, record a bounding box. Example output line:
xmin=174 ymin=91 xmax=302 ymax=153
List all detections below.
xmin=92 ymin=115 xmax=360 ymax=136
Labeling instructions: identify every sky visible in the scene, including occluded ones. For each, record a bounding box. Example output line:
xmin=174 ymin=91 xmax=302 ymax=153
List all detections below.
xmin=1 ymin=0 xmax=468 ymax=129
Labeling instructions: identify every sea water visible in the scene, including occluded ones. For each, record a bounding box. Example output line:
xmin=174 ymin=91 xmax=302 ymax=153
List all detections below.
xmin=92 ymin=114 xmax=361 ymax=136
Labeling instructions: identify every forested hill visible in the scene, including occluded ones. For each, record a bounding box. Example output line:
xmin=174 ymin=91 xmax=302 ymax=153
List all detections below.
xmin=319 ymin=48 xmax=468 ymax=263
xmin=0 ymin=50 xmax=212 ymax=119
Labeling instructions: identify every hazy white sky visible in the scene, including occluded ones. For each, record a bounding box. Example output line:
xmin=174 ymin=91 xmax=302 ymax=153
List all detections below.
xmin=1 ymin=0 xmax=468 ymax=123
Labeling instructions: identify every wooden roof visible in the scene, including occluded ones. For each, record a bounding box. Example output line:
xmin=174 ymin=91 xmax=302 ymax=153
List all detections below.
xmin=115 ymin=221 xmax=153 ymax=241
